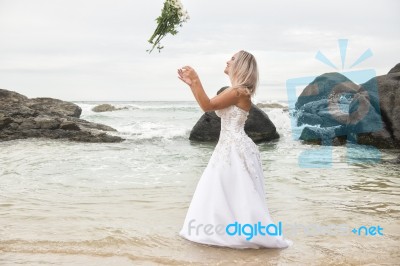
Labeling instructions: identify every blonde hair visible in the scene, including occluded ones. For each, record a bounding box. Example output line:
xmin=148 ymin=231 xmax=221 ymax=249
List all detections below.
xmin=229 ymin=50 xmax=259 ymax=97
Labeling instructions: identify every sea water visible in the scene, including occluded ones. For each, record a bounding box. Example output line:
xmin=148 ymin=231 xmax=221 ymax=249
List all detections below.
xmin=0 ymin=101 xmax=399 ymax=265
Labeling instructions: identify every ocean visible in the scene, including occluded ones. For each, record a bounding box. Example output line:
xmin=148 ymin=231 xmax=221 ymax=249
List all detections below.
xmin=0 ymin=101 xmax=399 ymax=265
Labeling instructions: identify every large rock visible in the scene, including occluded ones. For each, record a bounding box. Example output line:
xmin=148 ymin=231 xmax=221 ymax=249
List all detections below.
xmin=0 ymin=88 xmax=124 ymax=143
xmin=294 ymin=64 xmax=400 ymax=149
xmin=189 ymin=87 xmax=279 ymax=143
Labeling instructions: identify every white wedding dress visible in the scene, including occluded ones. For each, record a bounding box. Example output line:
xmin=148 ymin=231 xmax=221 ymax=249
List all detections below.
xmin=179 ymin=104 xmax=293 ymax=249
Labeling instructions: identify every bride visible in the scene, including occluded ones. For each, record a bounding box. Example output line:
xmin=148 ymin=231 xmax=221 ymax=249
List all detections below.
xmin=177 ymin=50 xmax=293 ymax=249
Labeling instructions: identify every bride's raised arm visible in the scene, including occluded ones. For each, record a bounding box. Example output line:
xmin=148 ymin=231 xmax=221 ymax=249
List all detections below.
xmin=178 ymin=66 xmax=240 ymax=112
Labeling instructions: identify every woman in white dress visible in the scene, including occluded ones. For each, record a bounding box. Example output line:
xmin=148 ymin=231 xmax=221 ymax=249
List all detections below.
xmin=177 ymin=50 xmax=293 ymax=249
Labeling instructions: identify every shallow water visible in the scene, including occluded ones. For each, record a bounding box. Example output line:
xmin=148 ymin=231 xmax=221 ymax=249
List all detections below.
xmin=0 ymin=101 xmax=399 ymax=265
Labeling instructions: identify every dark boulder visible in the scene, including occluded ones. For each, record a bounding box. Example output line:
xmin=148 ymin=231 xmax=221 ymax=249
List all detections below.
xmin=189 ymin=87 xmax=279 ymax=143
xmin=295 ymin=64 xmax=400 ymax=149
xmin=0 ymin=88 xmax=124 ymax=143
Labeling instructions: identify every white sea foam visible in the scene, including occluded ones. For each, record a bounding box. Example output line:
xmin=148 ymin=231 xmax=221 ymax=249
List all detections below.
xmin=74 ymin=101 xmax=293 ymax=142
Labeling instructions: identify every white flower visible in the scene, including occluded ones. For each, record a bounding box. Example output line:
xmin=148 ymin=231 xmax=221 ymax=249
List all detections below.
xmin=147 ymin=0 xmax=189 ymax=53
xmin=169 ymin=0 xmax=183 ymax=10
xmin=174 ymin=0 xmax=184 ymax=9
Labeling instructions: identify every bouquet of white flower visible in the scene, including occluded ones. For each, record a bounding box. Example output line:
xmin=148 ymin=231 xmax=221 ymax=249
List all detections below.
xmin=147 ymin=0 xmax=190 ymax=53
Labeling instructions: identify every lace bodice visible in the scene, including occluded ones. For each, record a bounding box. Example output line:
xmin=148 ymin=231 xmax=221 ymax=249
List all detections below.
xmin=215 ymin=105 xmax=249 ymax=134
xmin=210 ymin=105 xmax=263 ymax=188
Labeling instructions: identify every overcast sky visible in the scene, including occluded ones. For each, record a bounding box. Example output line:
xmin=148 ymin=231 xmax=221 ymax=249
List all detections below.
xmin=0 ymin=0 xmax=399 ymax=102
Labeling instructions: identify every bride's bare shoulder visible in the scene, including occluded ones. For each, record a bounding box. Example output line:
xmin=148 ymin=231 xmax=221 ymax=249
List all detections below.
xmin=221 ymin=87 xmax=251 ymax=102
xmin=234 ymin=87 xmax=252 ymax=111
xmin=234 ymin=87 xmax=251 ymax=98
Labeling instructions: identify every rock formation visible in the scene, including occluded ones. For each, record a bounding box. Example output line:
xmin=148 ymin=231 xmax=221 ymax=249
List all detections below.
xmin=0 ymin=89 xmax=124 ymax=143
xmin=295 ymin=63 xmax=400 ymax=149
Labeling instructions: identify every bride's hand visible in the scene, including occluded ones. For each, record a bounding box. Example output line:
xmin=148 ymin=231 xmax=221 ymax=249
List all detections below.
xmin=177 ymin=66 xmax=199 ymax=87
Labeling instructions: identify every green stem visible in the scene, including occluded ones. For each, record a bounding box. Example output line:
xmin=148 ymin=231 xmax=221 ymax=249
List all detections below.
xmin=148 ymin=17 xmax=170 ymax=53
xmin=148 ymin=16 xmax=166 ymax=44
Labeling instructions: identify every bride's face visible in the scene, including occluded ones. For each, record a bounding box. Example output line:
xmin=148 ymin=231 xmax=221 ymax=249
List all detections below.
xmin=224 ymin=52 xmax=239 ymax=75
